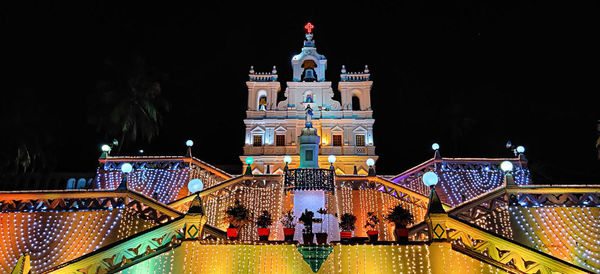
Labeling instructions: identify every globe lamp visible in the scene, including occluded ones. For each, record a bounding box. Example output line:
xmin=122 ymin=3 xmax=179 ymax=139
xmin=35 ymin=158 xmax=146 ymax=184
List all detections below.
xmin=422 ymin=171 xmax=439 ymax=187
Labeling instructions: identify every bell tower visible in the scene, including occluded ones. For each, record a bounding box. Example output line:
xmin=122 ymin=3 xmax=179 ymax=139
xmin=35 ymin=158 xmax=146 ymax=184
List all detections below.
xmin=246 ymin=66 xmax=281 ymax=111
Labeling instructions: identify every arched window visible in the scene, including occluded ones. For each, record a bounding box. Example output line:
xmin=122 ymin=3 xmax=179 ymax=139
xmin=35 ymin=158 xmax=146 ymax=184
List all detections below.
xmin=301 ymin=60 xmax=317 ymax=82
xmin=257 ymin=90 xmax=267 ymax=110
xmin=352 ymin=95 xmax=361 ymax=111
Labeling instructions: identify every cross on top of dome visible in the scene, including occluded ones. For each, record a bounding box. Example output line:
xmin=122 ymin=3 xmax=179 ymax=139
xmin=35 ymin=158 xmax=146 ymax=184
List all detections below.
xmin=304 ymin=22 xmax=314 ymax=34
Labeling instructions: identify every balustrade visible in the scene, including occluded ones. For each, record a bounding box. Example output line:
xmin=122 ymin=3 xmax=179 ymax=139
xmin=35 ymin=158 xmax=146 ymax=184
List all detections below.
xmin=284 ymin=168 xmax=335 ymax=192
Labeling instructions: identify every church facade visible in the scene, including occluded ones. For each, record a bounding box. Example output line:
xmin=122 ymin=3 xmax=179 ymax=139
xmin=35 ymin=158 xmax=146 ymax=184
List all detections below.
xmin=242 ymin=23 xmax=376 ymax=175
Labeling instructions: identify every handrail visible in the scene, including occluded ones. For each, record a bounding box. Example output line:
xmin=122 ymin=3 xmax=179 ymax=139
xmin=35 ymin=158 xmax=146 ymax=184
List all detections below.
xmin=446 ymin=215 xmax=588 ymax=273
xmin=98 ymin=155 xmax=233 ymax=179
xmin=507 ymin=185 xmax=600 ymax=194
xmin=336 ymin=175 xmax=430 ymax=202
xmin=390 ymin=157 xmax=526 ymax=182
xmin=0 ymin=189 xmax=182 ymax=218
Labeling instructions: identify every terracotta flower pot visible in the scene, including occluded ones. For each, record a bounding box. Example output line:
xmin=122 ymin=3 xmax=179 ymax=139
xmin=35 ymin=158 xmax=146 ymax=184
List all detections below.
xmin=340 ymin=231 xmax=352 ymax=242
xmin=315 ymin=232 xmax=328 ymax=244
xmin=302 ymin=233 xmax=314 ymax=244
xmin=367 ymin=230 xmax=379 ymax=242
xmin=227 ymin=228 xmax=239 ymax=240
xmin=395 ymin=227 xmax=409 ymax=243
xmin=283 ymin=228 xmax=295 ymax=242
xmin=258 ymin=228 xmax=270 ymax=241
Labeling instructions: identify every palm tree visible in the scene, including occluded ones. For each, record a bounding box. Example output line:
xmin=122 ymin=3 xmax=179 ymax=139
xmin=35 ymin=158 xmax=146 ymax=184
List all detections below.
xmin=88 ymin=55 xmax=170 ymax=154
xmin=0 ymin=88 xmax=58 ymax=176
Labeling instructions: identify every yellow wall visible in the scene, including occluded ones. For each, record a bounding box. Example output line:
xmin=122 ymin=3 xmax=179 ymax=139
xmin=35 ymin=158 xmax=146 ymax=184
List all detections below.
xmin=121 ymin=242 xmax=507 ymax=273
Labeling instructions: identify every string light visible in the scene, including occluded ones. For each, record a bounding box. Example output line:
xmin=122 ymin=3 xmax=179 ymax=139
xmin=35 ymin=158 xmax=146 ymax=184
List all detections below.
xmin=0 ymin=207 xmax=155 ymax=273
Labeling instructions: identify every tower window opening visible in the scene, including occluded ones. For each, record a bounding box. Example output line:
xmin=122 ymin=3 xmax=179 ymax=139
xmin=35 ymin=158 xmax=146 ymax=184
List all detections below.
xmin=352 ymin=96 xmax=361 ymax=111
xmin=333 ymin=135 xmax=343 ymax=147
xmin=301 ymin=60 xmax=317 ymax=82
xmin=253 ymin=135 xmax=263 ymax=146
xmin=258 ymin=96 xmax=267 ymax=111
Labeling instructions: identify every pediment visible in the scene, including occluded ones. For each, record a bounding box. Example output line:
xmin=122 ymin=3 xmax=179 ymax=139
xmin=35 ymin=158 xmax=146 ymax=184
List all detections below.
xmin=251 ymin=126 xmax=265 ymax=133
xmin=353 ymin=126 xmax=367 ymax=133
xmin=331 ymin=125 xmax=344 ymax=132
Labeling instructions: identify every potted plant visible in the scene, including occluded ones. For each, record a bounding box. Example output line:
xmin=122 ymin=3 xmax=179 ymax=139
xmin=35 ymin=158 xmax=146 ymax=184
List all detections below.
xmin=364 ymin=211 xmax=380 ymax=242
xmin=224 ymin=200 xmax=251 ymax=240
xmin=385 ymin=204 xmax=414 ymax=243
xmin=338 ymin=213 xmax=356 ymax=242
xmin=315 ymin=208 xmax=328 ymax=244
xmin=280 ymin=210 xmax=296 ymax=242
xmin=256 ymin=210 xmax=272 ymax=241
xmin=299 ymin=209 xmax=318 ymax=244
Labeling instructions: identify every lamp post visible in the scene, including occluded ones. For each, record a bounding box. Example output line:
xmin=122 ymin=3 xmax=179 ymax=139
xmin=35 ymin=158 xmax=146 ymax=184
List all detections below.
xmin=423 ymin=171 xmax=445 ymax=215
xmin=117 ymin=163 xmax=133 ymax=190
xmin=328 ymin=155 xmax=336 ymax=171
xmin=245 ymin=157 xmax=254 ymax=175
xmin=186 ymin=140 xmax=194 ymax=158
xmin=100 ymin=144 xmax=111 ymax=159
xmin=366 ymin=158 xmax=375 ymax=176
xmin=432 ymin=143 xmax=441 ymax=159
xmin=283 ymin=155 xmax=292 ymax=171
xmin=500 ymin=160 xmax=516 ymax=187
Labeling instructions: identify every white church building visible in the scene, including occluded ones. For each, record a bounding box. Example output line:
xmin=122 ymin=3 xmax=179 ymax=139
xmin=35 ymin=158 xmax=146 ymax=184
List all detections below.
xmin=241 ymin=23 xmax=377 ymax=175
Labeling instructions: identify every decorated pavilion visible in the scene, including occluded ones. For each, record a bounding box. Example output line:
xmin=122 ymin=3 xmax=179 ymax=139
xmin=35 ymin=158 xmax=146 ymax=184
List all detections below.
xmin=1 ymin=24 xmax=599 ymax=274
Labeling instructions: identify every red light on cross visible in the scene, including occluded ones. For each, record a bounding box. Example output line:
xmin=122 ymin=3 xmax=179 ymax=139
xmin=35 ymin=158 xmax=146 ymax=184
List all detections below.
xmin=304 ymin=22 xmax=314 ymax=34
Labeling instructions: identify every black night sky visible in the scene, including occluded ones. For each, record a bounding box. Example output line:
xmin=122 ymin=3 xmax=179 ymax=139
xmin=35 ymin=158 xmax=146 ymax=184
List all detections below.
xmin=2 ymin=1 xmax=598 ymax=184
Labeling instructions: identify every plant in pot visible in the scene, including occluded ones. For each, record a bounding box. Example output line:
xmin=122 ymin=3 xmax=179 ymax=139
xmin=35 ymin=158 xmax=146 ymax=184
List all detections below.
xmin=315 ymin=208 xmax=328 ymax=244
xmin=280 ymin=210 xmax=296 ymax=242
xmin=338 ymin=213 xmax=357 ymax=242
xmin=256 ymin=210 xmax=272 ymax=241
xmin=299 ymin=209 xmax=319 ymax=244
xmin=224 ymin=200 xmax=251 ymax=240
xmin=385 ymin=204 xmax=414 ymax=243
xmin=364 ymin=211 xmax=380 ymax=242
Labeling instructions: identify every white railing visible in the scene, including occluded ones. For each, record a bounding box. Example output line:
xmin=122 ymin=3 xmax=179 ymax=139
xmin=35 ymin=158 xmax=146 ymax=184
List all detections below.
xmin=249 ymin=72 xmax=277 ymax=82
xmin=340 ymin=72 xmax=370 ymax=81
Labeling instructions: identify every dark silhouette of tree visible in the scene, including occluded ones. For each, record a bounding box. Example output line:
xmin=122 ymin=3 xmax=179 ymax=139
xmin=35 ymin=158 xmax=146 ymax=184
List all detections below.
xmin=0 ymin=89 xmax=59 ymax=175
xmin=88 ymin=55 xmax=170 ymax=154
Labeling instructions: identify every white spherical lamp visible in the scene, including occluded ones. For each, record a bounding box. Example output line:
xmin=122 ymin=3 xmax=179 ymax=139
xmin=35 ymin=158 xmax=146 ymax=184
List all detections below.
xmin=431 ymin=143 xmax=440 ymax=151
xmin=188 ymin=178 xmax=204 ymax=193
xmin=422 ymin=171 xmax=439 ymax=187
xmin=186 ymin=140 xmax=194 ymax=147
xmin=366 ymin=158 xmax=375 ymax=167
xmin=516 ymin=146 xmax=525 ymax=153
xmin=500 ymin=161 xmax=513 ymax=172
xmin=121 ymin=163 xmax=133 ymax=173
xmin=328 ymin=155 xmax=336 ymax=164
xmin=101 ymin=144 xmax=111 ymax=152
xmin=283 ymin=155 xmax=292 ymax=164
xmin=245 ymin=157 xmax=254 ymax=165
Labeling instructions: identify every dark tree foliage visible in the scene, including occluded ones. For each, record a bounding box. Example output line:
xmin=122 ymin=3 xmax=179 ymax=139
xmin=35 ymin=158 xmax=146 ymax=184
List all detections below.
xmin=87 ymin=55 xmax=170 ymax=154
xmin=256 ymin=210 xmax=273 ymax=228
xmin=0 ymin=89 xmax=59 ymax=175
xmin=224 ymin=200 xmax=251 ymax=229
xmin=338 ymin=213 xmax=357 ymax=231
xmin=385 ymin=204 xmax=414 ymax=228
